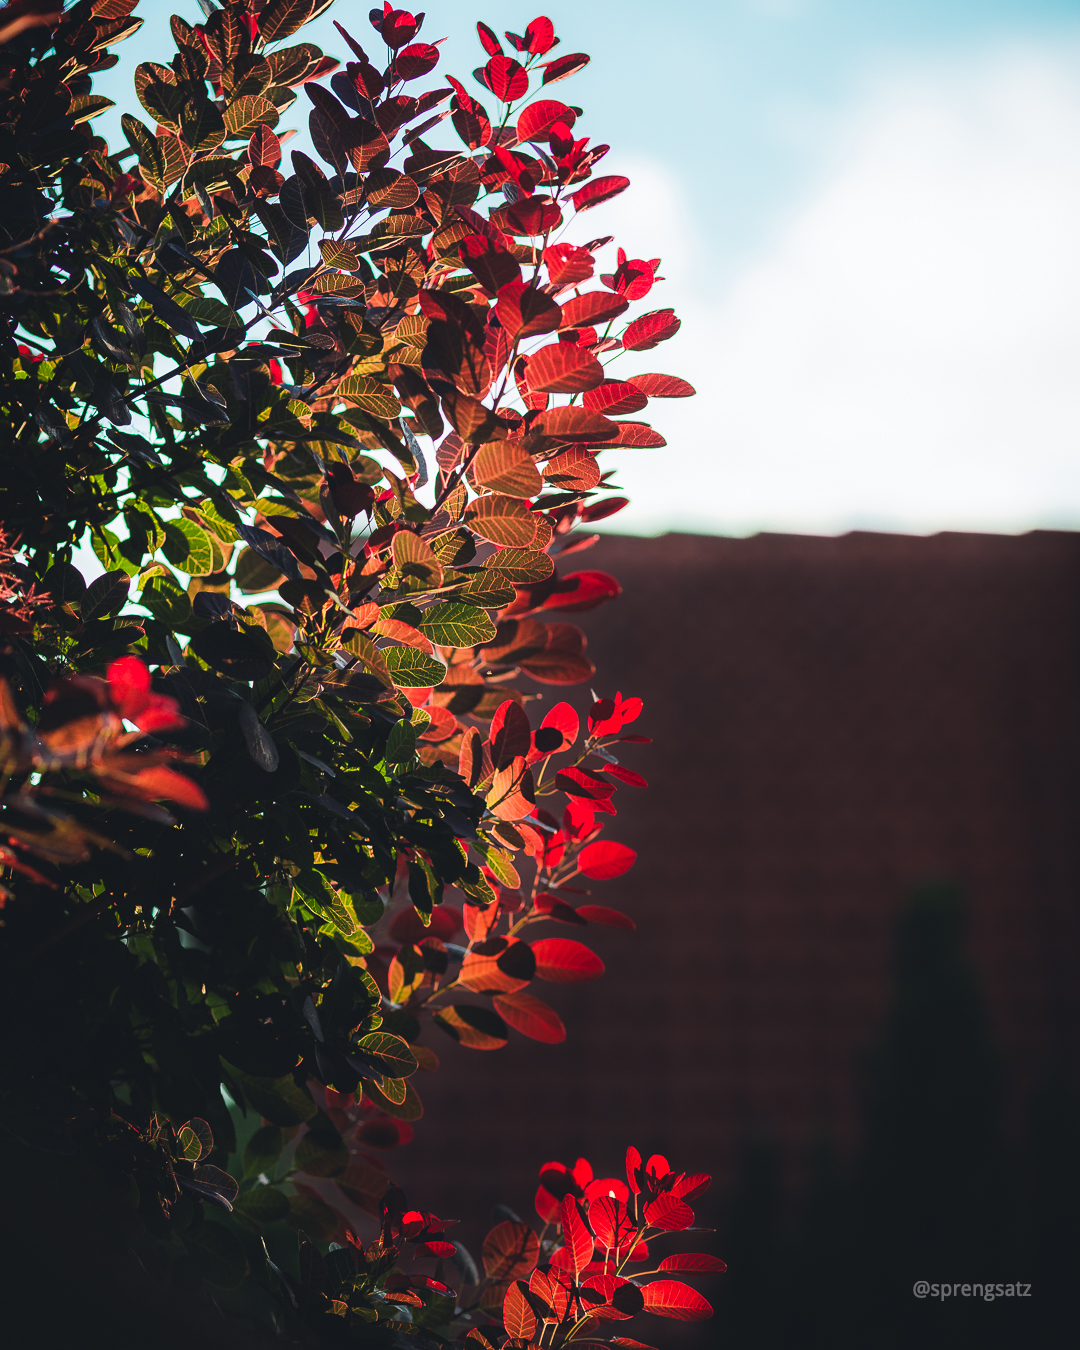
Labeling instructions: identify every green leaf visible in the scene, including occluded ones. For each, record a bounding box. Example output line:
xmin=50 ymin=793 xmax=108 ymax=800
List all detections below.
xmin=223 ymin=95 xmax=280 ymax=138
xmin=180 ymin=296 xmax=243 ymax=329
xmin=363 ymin=1077 xmax=424 ymax=1121
xmin=481 ymin=548 xmax=555 ymax=584
xmin=81 ymin=569 xmax=130 ymax=621
xmin=286 ymin=1192 xmax=338 ymax=1240
xmin=121 ymin=112 xmax=165 ymax=190
xmin=338 ymin=374 xmax=402 ymax=420
xmin=296 ymin=872 xmax=360 ymax=938
xmin=385 ymin=718 xmax=416 ymax=763
xmin=181 ymin=97 xmax=227 ymax=154
xmin=162 ymin=518 xmax=215 ymax=576
xmin=294 ymin=1112 xmax=349 ymax=1178
xmin=227 ymin=1068 xmax=317 ymax=1126
xmin=355 ymin=1032 xmax=418 ymax=1079
xmin=454 ymin=572 xmax=516 ymax=608
xmin=233 ymin=1183 xmax=290 ymax=1223
xmin=92 ymin=527 xmax=140 ymax=577
xmin=177 ymin=1118 xmax=212 ymax=1162
xmin=341 ymin=630 xmax=393 ymax=687
xmin=242 ymin=1124 xmax=284 ymax=1177
xmin=383 ymin=646 xmax=446 ymax=689
xmin=417 ymin=601 xmax=496 ymax=648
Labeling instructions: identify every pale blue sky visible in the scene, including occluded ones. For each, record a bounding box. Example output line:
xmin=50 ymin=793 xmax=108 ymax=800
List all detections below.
xmin=94 ymin=3 xmax=1080 ymax=536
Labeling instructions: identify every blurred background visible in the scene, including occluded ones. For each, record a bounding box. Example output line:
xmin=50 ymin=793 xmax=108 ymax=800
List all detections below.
xmin=99 ymin=3 xmax=1080 ymax=1343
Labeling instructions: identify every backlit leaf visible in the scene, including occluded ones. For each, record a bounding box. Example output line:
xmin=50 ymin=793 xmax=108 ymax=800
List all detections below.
xmin=621 ymin=309 xmax=681 ymax=352
xmin=224 ymin=95 xmax=280 ymax=137
xmin=464 ymin=495 xmax=552 ymax=549
xmin=561 ymin=1194 xmax=594 ymax=1276
xmin=384 ymin=646 xmax=447 ymax=689
xmin=531 ymin=407 xmax=615 ymax=442
xmin=473 ymin=441 xmax=544 ymax=497
xmin=640 ymin=1281 xmax=713 ymax=1321
xmin=355 ymin=1031 xmax=417 ymax=1078
xmin=483 ymin=1220 xmax=540 ymax=1280
xmin=560 ymin=291 xmax=629 ymax=329
xmin=493 ymin=990 xmax=566 ymax=1043
xmin=526 ymin=344 xmax=605 ymax=395
xmin=502 ymin=1281 xmax=538 ymax=1339
xmin=628 ymin=373 xmax=695 ymax=398
xmin=578 ymin=840 xmax=636 ymax=879
xmin=531 ymin=938 xmax=604 ymax=984
xmin=583 ymin=380 xmax=648 ymax=416
xmin=644 ymin=1194 xmax=695 ymax=1231
xmin=481 ymin=548 xmax=554 ymax=583
xmin=571 ymin=176 xmax=631 ymax=212
xmin=433 ymin=1004 xmax=509 ymax=1050
xmin=541 ymin=52 xmax=590 ymax=85
xmin=658 ymin=1254 xmax=728 ymax=1273
xmin=418 ymin=601 xmax=496 ymax=648
xmin=576 ymin=905 xmax=635 ymax=930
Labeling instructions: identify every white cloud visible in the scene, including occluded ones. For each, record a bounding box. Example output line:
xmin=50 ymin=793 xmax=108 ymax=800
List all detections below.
xmin=584 ymin=43 xmax=1080 ymax=536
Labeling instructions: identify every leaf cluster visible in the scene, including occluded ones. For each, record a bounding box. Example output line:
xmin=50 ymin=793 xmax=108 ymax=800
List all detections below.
xmin=0 ymin=1 xmax=698 ymax=1339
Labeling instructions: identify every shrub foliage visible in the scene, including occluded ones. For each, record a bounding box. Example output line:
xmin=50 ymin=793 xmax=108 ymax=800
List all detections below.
xmin=0 ymin=0 xmax=715 ymax=1342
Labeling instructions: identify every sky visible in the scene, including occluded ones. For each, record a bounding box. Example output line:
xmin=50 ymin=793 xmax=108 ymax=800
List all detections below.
xmin=94 ymin=1 xmax=1080 ymax=538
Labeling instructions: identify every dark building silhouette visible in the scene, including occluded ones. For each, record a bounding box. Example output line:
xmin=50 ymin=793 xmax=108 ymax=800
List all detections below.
xmin=392 ymin=530 xmax=1080 ymax=1342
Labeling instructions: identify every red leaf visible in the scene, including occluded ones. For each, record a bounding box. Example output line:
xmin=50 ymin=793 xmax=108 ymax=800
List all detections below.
xmin=581 ymin=497 xmax=629 ymax=523
xmin=658 ymin=1254 xmax=727 ymax=1273
xmin=590 ymin=692 xmax=643 ymax=735
xmin=577 ymin=840 xmax=636 ymax=879
xmin=491 ymin=195 xmax=562 ymax=236
xmin=571 ymin=175 xmax=630 ymax=212
xmin=484 ymin=1220 xmax=540 ymax=1280
xmin=626 ymin=1147 xmax=642 ymax=1195
xmin=490 ymin=698 xmax=532 ymax=769
xmin=611 ymin=1341 xmax=661 ymax=1349
xmin=517 ymin=99 xmax=573 ymax=143
xmin=493 ymin=990 xmax=566 ymax=1042
xmin=583 ymin=381 xmax=648 ymax=416
xmin=556 ymin=765 xmax=615 ymax=802
xmin=583 ymin=1177 xmax=631 ymax=1206
xmin=622 ymin=309 xmax=681 ymax=352
xmin=670 ymin=1172 xmax=712 ymax=1202
xmin=532 ymin=406 xmax=616 ymax=441
xmin=524 ymin=16 xmax=556 ymax=54
xmin=582 ymin=1274 xmax=644 ymax=1321
xmin=629 ymin=373 xmax=695 ymax=398
xmin=476 ymin=21 xmax=504 ymax=56
xmin=396 ymin=42 xmax=441 ymax=80
xmin=541 ymin=52 xmax=590 ymax=85
xmin=576 ymin=905 xmax=635 ymax=930
xmin=503 ymin=1281 xmax=538 ymax=1339
xmin=248 ymin=124 xmax=281 ymax=168
xmin=531 ymin=938 xmax=604 ymax=983
xmin=497 ymin=280 xmax=561 ymax=339
xmin=545 ymin=242 xmax=594 ymax=287
xmin=483 ymin=54 xmax=529 ymax=101
xmin=460 ymin=935 xmax=535 ymax=994
xmin=602 ymin=764 xmax=648 ymax=788
xmin=560 ymin=291 xmax=629 ymax=330
xmin=560 ymin=1194 xmax=594 ymax=1275
xmin=588 ymin=1196 xmax=637 ymax=1252
xmin=537 ymin=570 xmax=621 ymax=614
xmin=535 ymin=894 xmax=586 ymax=924
xmin=541 ymin=447 xmax=601 ymax=491
xmin=527 ymin=343 xmax=605 ymax=394
xmin=585 ymin=421 xmax=667 ymax=448
xmin=126 ymin=765 xmax=208 ymax=811
xmin=540 ymin=701 xmax=579 ymax=752
xmin=463 ymin=900 xmax=500 ymax=943
xmin=640 ymin=1281 xmax=713 ymax=1321
xmin=644 ymin=1195 xmax=695 ymax=1231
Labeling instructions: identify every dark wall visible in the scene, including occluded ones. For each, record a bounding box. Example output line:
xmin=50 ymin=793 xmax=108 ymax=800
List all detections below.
xmin=392 ymin=530 xmax=1080 ymax=1321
